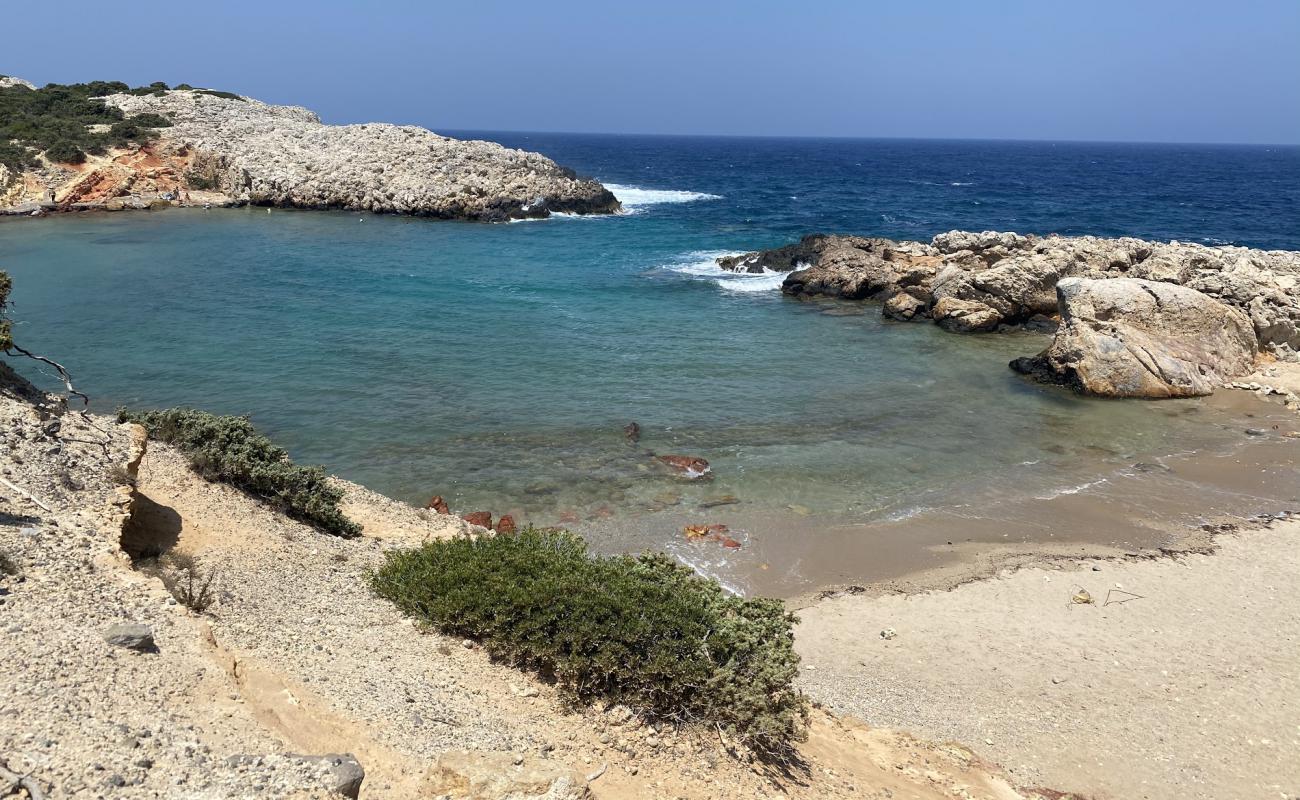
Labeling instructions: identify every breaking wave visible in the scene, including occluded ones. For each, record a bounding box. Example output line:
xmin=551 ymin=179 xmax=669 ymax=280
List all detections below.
xmin=605 ymin=183 xmax=723 ymax=210
xmin=660 ymin=251 xmax=786 ymax=294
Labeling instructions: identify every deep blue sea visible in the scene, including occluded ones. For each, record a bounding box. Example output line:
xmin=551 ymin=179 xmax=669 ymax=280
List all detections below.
xmin=4 ymin=135 xmax=1299 ymax=593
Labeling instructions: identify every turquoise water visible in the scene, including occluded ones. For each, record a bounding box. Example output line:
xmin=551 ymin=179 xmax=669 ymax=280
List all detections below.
xmin=3 ymin=136 xmax=1297 ymax=591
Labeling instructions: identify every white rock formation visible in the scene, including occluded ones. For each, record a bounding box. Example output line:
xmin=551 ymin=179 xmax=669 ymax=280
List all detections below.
xmin=102 ymin=89 xmax=618 ymax=221
xmin=1011 ymin=277 xmax=1258 ymax=397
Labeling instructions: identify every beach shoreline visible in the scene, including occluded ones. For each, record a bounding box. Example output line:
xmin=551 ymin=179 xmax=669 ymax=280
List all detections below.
xmin=795 ymin=515 xmax=1300 ymax=800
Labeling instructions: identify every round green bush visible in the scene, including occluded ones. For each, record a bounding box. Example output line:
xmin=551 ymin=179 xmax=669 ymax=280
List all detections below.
xmin=369 ymin=528 xmax=809 ymax=758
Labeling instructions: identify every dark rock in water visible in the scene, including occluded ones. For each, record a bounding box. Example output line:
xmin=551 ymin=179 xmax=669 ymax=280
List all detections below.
xmin=461 ymin=511 xmax=493 ymax=528
xmin=105 ymin=623 xmax=156 ymax=652
xmin=424 ymin=495 xmax=450 ymax=515
xmin=623 ymin=421 xmax=641 ymax=443
xmin=698 ymin=494 xmax=740 ymax=509
xmin=1245 ymin=428 xmax=1268 ymax=436
xmin=655 ymin=455 xmax=711 ymax=478
xmin=494 ymin=514 xmax=517 ymax=534
xmin=717 ymin=235 xmax=849 ymax=274
xmin=285 ymin=753 xmax=365 ymax=799
xmin=1131 ymin=462 xmax=1172 ymax=473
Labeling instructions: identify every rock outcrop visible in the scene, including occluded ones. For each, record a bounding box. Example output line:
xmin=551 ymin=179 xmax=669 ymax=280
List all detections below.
xmin=102 ymin=90 xmax=618 ymax=221
xmin=724 ymin=230 xmax=1300 ymax=397
xmin=1009 ymin=278 xmax=1258 ymax=398
xmin=0 ymin=75 xmax=36 ymax=90
xmin=2 ymin=83 xmax=619 ymax=221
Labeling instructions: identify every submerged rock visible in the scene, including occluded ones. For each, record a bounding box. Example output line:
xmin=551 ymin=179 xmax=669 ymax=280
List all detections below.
xmin=1011 ymin=278 xmax=1257 ymax=397
xmin=654 ymin=455 xmax=711 ymax=478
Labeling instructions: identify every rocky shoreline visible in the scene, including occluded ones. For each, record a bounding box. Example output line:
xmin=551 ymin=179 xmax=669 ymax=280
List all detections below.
xmin=1 ymin=80 xmax=619 ymax=222
xmin=720 ymin=231 xmax=1300 ymax=398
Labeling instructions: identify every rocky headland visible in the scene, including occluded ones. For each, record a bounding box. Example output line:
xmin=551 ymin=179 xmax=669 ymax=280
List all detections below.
xmin=720 ymin=231 xmax=1300 ymax=398
xmin=0 ymin=79 xmax=618 ymax=221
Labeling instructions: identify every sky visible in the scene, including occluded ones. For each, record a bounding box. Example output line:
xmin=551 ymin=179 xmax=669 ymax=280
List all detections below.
xmin=5 ymin=0 xmax=1299 ymax=144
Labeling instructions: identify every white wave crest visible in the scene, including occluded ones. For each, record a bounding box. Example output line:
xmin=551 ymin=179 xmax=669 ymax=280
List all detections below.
xmin=605 ymin=183 xmax=722 ymax=209
xmin=660 ymin=251 xmax=786 ymax=294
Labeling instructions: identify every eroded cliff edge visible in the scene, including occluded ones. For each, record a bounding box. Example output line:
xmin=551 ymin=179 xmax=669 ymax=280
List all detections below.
xmin=1 ymin=79 xmax=619 ymax=221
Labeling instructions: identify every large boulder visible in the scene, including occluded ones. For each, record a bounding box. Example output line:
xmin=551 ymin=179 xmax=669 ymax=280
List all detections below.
xmin=1011 ymin=277 xmax=1257 ymax=398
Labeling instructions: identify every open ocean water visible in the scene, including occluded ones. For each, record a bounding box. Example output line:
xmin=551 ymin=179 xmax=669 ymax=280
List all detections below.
xmin=4 ymin=135 xmax=1299 ymax=594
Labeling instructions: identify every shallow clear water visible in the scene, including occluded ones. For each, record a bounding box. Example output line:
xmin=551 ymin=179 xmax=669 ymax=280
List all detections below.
xmin=3 ymin=135 xmax=1298 ymax=591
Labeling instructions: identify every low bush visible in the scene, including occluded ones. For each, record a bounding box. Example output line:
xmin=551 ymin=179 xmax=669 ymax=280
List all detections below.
xmin=152 ymin=552 xmax=219 ymax=613
xmin=43 ymin=140 xmax=86 ymax=164
xmin=118 ymin=407 xmax=361 ymax=537
xmin=369 ymin=528 xmax=808 ymax=758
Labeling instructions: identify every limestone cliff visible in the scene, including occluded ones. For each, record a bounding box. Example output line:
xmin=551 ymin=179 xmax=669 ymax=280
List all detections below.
xmin=1 ymin=82 xmax=618 ymax=221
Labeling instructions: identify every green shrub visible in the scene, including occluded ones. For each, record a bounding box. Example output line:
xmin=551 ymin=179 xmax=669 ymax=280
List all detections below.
xmin=118 ymin=407 xmax=361 ymax=538
xmin=195 ymin=89 xmax=244 ymax=101
xmin=43 ymin=140 xmax=86 ymax=164
xmin=370 ymin=528 xmax=808 ymax=758
xmin=0 ymin=80 xmax=191 ymax=174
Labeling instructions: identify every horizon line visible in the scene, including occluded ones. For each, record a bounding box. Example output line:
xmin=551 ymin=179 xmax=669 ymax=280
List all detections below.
xmin=428 ymin=126 xmax=1300 ymax=150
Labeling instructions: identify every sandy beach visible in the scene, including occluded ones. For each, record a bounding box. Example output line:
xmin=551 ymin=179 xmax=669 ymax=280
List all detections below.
xmin=796 ymin=519 xmax=1300 ymax=799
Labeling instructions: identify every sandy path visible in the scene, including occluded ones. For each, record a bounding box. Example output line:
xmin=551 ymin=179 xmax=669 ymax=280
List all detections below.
xmin=795 ymin=523 xmax=1300 ymax=800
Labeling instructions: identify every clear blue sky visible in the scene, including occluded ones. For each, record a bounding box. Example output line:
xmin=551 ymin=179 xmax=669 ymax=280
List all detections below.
xmin=6 ymin=0 xmax=1298 ymax=144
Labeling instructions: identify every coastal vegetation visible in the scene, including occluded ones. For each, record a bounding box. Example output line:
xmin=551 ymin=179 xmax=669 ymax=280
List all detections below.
xmin=0 ymin=80 xmax=176 ymax=174
xmin=118 ymin=407 xmax=361 ymax=537
xmin=369 ymin=527 xmax=809 ymax=758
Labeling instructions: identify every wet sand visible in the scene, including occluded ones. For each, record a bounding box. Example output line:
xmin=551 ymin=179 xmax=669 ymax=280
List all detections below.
xmin=580 ymin=390 xmax=1300 ymax=600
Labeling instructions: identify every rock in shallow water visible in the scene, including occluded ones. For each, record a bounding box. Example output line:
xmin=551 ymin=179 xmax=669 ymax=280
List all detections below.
xmin=1011 ymin=277 xmax=1257 ymax=398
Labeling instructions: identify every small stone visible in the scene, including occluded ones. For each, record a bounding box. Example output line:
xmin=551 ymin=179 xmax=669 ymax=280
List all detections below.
xmin=1245 ymin=428 xmax=1267 ymax=436
xmin=461 ymin=639 xmax=474 ymax=649
xmin=880 ymin=628 xmax=897 ymax=640
xmin=104 ymin=623 xmax=156 ymax=652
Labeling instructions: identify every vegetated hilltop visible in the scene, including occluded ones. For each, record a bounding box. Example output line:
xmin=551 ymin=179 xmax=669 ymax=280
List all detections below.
xmin=0 ymin=77 xmax=618 ymax=220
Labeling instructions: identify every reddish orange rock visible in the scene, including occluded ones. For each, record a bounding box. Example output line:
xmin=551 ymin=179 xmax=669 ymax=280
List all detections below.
xmin=461 ymin=511 xmax=493 ymax=528
xmin=495 ymin=515 xmax=517 ymax=534
xmin=655 ymin=455 xmax=711 ymax=477
xmin=425 ymin=495 xmax=450 ymax=514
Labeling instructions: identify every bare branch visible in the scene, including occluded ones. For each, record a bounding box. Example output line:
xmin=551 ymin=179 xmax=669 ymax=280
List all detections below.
xmin=4 ymin=344 xmax=89 ymax=408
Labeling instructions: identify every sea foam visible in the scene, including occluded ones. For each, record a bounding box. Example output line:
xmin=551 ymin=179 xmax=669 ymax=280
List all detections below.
xmin=661 ymin=251 xmax=786 ymax=294
xmin=605 ymin=183 xmax=722 ymax=210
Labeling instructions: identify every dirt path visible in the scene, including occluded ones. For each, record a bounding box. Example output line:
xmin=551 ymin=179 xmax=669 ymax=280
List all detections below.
xmin=796 ymin=522 xmax=1300 ymax=800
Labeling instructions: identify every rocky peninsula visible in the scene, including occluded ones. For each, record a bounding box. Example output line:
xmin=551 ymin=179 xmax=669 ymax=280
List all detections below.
xmin=0 ymin=79 xmax=618 ymax=221
xmin=720 ymin=231 xmax=1300 ymax=398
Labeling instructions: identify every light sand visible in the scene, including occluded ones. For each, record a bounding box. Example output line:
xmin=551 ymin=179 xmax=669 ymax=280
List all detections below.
xmin=795 ymin=521 xmax=1300 ymax=800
